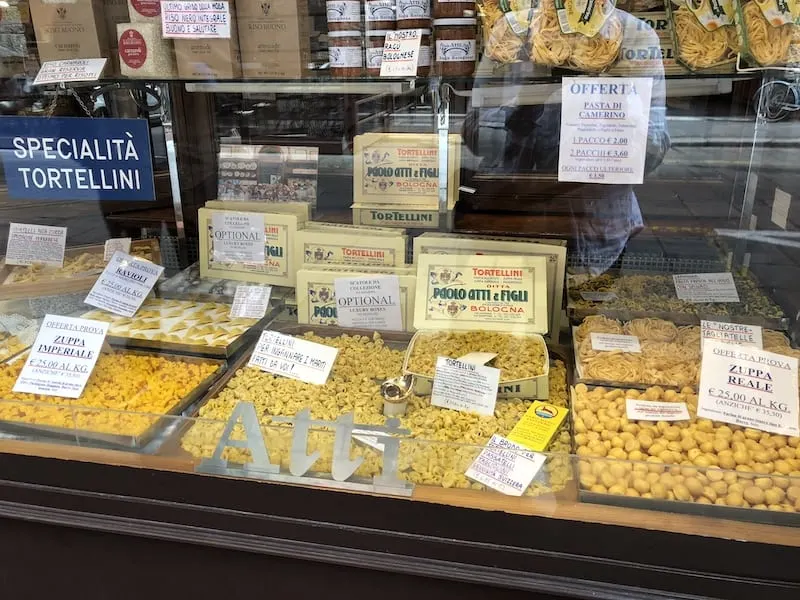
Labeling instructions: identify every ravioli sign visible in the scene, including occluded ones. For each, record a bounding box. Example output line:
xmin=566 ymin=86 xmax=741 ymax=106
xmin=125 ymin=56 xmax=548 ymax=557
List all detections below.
xmin=0 ymin=116 xmax=156 ymax=201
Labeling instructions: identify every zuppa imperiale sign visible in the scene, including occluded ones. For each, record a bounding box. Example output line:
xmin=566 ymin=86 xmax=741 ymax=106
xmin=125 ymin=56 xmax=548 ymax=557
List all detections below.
xmin=0 ymin=116 xmax=156 ymax=201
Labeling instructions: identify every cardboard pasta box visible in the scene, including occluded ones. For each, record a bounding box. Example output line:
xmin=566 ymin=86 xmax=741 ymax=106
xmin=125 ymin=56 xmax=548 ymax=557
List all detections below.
xmin=352 ymin=203 xmax=448 ymax=230
xmin=296 ymin=228 xmax=407 ymax=269
xmin=297 ymin=265 xmax=416 ymax=332
xmin=235 ymin=0 xmax=311 ymax=79
xmin=174 ymin=0 xmax=242 ymax=79
xmin=198 ymin=207 xmax=306 ymax=287
xmin=29 ymin=0 xmax=111 ymax=63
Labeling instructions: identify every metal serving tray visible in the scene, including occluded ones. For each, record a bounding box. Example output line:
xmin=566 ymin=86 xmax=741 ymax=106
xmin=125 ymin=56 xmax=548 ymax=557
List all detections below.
xmin=0 ymin=352 xmax=227 ymax=450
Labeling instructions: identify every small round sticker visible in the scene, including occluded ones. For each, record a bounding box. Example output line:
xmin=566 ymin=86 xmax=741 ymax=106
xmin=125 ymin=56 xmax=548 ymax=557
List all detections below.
xmin=130 ymin=0 xmax=161 ymax=17
xmin=119 ymin=29 xmax=147 ymax=70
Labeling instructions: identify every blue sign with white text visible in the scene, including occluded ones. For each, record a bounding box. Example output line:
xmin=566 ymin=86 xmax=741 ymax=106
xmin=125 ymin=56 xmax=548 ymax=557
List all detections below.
xmin=0 ymin=116 xmax=156 ymax=201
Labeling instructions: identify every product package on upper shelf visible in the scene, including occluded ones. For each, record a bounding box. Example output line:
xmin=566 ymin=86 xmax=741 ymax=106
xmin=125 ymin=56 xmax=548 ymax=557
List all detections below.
xmin=572 ymin=383 xmax=800 ymax=525
xmin=478 ymin=0 xmax=533 ymax=64
xmin=567 ymin=270 xmax=789 ymax=330
xmin=528 ymin=0 xmax=624 ymax=72
xmin=736 ymin=0 xmax=800 ymax=68
xmin=295 ymin=227 xmax=408 ymax=269
xmin=666 ymin=0 xmax=739 ymax=71
xmin=29 ymin=0 xmax=112 ymax=63
xmin=0 ymin=239 xmax=161 ymax=301
xmin=178 ymin=324 xmax=574 ymax=497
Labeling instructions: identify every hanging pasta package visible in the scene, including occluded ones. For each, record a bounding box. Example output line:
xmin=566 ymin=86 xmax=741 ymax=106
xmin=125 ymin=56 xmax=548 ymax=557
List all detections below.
xmin=529 ymin=0 xmax=623 ymax=72
xmin=668 ymin=0 xmax=739 ymax=70
xmin=478 ymin=1 xmax=534 ymax=63
xmin=737 ymin=0 xmax=800 ymax=67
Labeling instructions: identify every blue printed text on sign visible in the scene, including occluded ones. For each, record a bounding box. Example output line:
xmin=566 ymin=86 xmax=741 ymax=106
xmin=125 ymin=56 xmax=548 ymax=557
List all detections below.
xmin=0 ymin=116 xmax=156 ymax=201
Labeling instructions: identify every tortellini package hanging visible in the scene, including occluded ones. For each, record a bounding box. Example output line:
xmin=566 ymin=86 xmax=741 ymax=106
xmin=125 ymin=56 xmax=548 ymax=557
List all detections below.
xmin=737 ymin=0 xmax=800 ymax=67
xmin=667 ymin=0 xmax=739 ymax=70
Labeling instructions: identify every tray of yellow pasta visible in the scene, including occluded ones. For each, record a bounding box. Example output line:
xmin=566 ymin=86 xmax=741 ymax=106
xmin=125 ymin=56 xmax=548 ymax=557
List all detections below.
xmin=0 ymin=350 xmax=226 ymax=449
xmin=81 ymin=297 xmax=283 ymax=358
xmin=572 ymin=383 xmax=800 ymax=526
xmin=0 ymin=239 xmax=161 ymax=301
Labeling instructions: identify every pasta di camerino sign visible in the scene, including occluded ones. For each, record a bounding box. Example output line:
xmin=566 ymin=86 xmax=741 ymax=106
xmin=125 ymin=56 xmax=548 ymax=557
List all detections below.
xmin=0 ymin=116 xmax=156 ymax=201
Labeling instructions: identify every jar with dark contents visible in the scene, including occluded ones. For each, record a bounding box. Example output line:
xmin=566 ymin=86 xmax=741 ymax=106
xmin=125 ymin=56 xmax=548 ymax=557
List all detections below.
xmin=418 ymin=29 xmax=432 ymax=75
xmin=433 ymin=17 xmax=476 ymax=76
xmin=432 ymin=0 xmax=474 ymax=18
xmin=364 ymin=0 xmax=396 ymax=31
xmin=327 ymin=0 xmax=363 ymax=31
xmin=365 ymin=29 xmax=389 ymax=75
xmin=396 ymin=0 xmax=431 ymax=28
xmin=329 ymin=30 xmax=364 ymax=77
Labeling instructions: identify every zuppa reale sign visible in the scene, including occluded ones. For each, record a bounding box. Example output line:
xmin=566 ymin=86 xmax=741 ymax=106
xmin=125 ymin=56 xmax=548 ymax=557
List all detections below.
xmin=0 ymin=116 xmax=156 ymax=201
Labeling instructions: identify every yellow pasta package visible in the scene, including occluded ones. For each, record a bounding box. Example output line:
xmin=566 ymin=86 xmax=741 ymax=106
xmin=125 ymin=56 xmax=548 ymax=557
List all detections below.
xmin=478 ymin=1 xmax=534 ymax=63
xmin=668 ymin=0 xmax=739 ymax=70
xmin=737 ymin=0 xmax=800 ymax=67
xmin=529 ymin=0 xmax=624 ymax=72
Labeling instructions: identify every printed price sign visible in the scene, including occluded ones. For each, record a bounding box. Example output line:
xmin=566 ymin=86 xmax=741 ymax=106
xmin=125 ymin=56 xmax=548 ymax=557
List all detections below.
xmin=673 ymin=273 xmax=740 ymax=303
xmin=162 ymin=1 xmax=231 ymax=38
xmin=431 ymin=356 xmax=501 ymax=416
xmin=34 ymin=58 xmax=107 ymax=86
xmin=698 ymin=340 xmax=799 ymax=436
xmin=701 ymin=320 xmax=762 ymax=350
xmin=248 ymin=330 xmax=338 ymax=385
xmin=13 ymin=315 xmax=109 ymax=399
xmin=559 ymin=77 xmax=653 ymax=185
xmin=333 ymin=275 xmax=403 ymax=331
xmin=465 ymin=434 xmax=546 ymax=496
xmin=626 ymin=399 xmax=690 ymax=422
xmin=380 ymin=29 xmax=422 ymax=77
xmin=84 ymin=251 xmax=164 ymax=317
xmin=230 ymin=285 xmax=272 ymax=319
xmin=590 ymin=332 xmax=641 ymax=353
xmin=211 ymin=211 xmax=265 ymax=263
xmin=5 ymin=223 xmax=67 ymax=267
xmin=103 ymin=237 xmax=132 ymax=261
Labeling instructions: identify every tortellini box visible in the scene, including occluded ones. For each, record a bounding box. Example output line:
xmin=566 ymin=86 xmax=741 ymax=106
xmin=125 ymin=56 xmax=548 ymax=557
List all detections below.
xmin=407 ymin=254 xmax=551 ymax=398
xmin=295 ymin=227 xmax=407 ymax=269
xmin=296 ymin=266 xmax=417 ymax=332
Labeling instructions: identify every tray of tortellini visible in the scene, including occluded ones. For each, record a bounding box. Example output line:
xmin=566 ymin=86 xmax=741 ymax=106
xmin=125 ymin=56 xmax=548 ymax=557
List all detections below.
xmin=572 ymin=383 xmax=800 ymax=526
xmin=82 ymin=297 xmax=283 ymax=358
xmin=567 ymin=271 xmax=789 ymax=331
xmin=0 ymin=239 xmax=161 ymax=301
xmin=176 ymin=325 xmax=574 ymax=498
xmin=0 ymin=350 xmax=226 ymax=449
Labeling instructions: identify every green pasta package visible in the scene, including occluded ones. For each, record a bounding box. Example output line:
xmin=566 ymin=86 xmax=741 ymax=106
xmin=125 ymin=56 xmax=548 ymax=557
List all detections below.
xmin=737 ymin=0 xmax=800 ymax=67
xmin=529 ymin=0 xmax=624 ymax=72
xmin=478 ymin=1 xmax=534 ymax=63
xmin=667 ymin=0 xmax=739 ymax=70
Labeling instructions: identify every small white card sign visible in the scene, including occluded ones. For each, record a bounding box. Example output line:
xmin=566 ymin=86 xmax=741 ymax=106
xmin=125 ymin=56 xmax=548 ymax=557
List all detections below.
xmin=591 ymin=332 xmax=641 ymax=353
xmin=333 ymin=275 xmax=403 ymax=331
xmin=698 ymin=340 xmax=799 ymax=436
xmin=162 ymin=1 xmax=232 ymax=38
xmin=701 ymin=320 xmax=762 ymax=350
xmin=5 ymin=223 xmax=67 ymax=267
xmin=248 ymin=330 xmax=338 ymax=386
xmin=380 ymin=29 xmax=423 ymax=77
xmin=230 ymin=285 xmax=272 ymax=319
xmin=84 ymin=251 xmax=164 ymax=317
xmin=13 ymin=315 xmax=109 ymax=399
xmin=465 ymin=434 xmax=546 ymax=496
xmin=673 ymin=273 xmax=740 ymax=303
xmin=211 ymin=211 xmax=265 ymax=263
xmin=558 ymin=77 xmax=653 ymax=184
xmin=103 ymin=237 xmax=132 ymax=261
xmin=33 ymin=58 xmax=107 ymax=86
xmin=431 ymin=356 xmax=501 ymax=417
xmin=626 ymin=399 xmax=690 ymax=422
